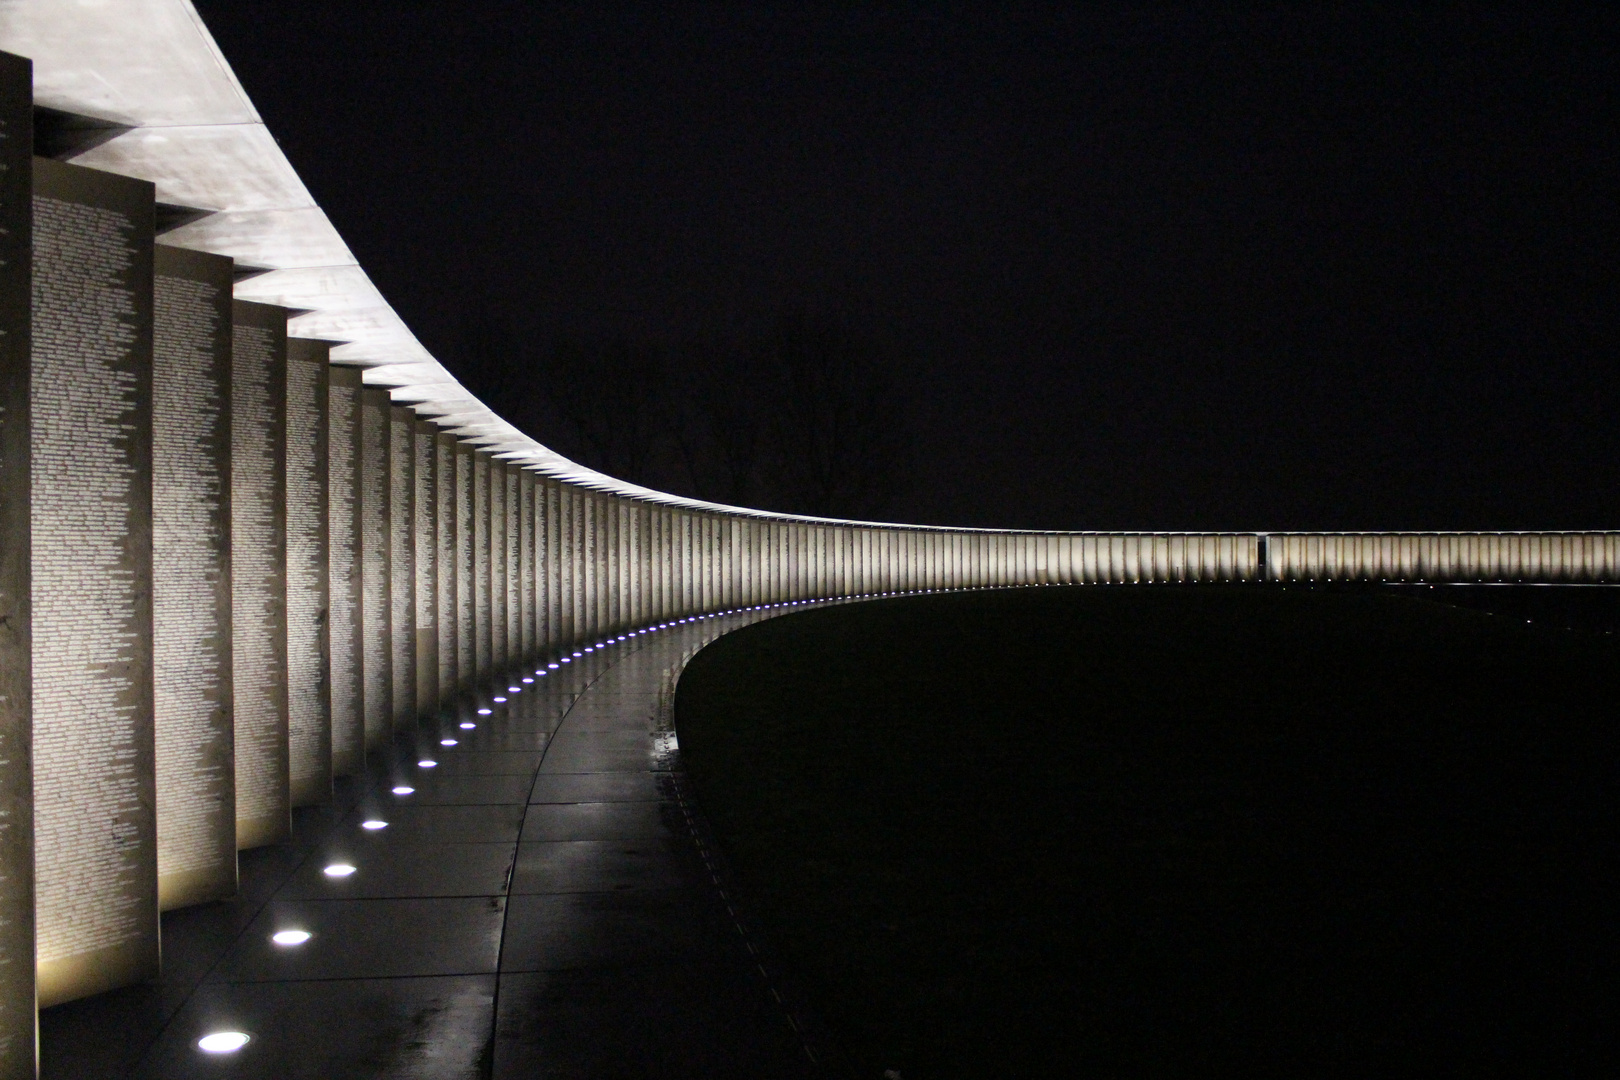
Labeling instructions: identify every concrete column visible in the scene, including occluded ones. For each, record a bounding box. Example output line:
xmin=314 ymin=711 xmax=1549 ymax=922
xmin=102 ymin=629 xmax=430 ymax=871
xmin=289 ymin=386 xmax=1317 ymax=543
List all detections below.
xmin=473 ymin=451 xmax=491 ymax=683
xmin=326 ymin=367 xmax=364 ymax=776
xmin=0 ymin=50 xmax=28 ymax=1070
xmin=152 ymin=245 xmax=236 ymax=911
xmin=520 ymin=468 xmax=536 ymax=663
xmin=434 ymin=431 xmax=456 ymax=706
xmin=412 ymin=418 xmax=437 ymax=716
xmin=454 ymin=442 xmax=474 ymax=692
xmin=286 ymin=341 xmax=330 ymax=805
xmin=489 ymin=458 xmax=506 ymax=676
xmin=358 ymin=387 xmax=391 ymax=750
xmin=387 ymin=405 xmax=415 ymax=728
xmin=506 ymin=465 xmax=521 ymax=661
xmin=542 ymin=477 xmax=560 ymax=652
xmin=231 ymin=300 xmax=290 ymax=848
xmin=29 ymin=157 xmax=159 ymax=1008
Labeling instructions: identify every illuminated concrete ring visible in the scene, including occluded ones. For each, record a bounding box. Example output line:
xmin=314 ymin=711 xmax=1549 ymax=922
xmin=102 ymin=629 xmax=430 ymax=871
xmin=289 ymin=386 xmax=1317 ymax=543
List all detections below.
xmin=0 ymin=3 xmax=1616 ymax=1073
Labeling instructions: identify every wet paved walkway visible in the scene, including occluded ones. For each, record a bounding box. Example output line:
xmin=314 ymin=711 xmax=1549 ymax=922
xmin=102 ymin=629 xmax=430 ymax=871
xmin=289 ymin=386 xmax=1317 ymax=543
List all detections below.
xmin=43 ymin=603 xmax=840 ymax=1079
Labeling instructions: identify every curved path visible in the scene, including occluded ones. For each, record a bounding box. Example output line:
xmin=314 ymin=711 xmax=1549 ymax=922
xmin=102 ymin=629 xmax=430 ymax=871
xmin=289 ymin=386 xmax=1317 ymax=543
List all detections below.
xmin=45 ymin=601 xmax=859 ymax=1079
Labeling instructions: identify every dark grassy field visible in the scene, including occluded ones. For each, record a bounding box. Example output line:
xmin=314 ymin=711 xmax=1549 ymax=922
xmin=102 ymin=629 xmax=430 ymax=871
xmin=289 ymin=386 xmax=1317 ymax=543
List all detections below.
xmin=674 ymin=586 xmax=1620 ymax=1079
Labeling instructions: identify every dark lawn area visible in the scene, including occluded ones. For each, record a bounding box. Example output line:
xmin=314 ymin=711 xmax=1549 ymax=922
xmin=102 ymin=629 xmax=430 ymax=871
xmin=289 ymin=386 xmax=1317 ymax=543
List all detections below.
xmin=674 ymin=586 xmax=1620 ymax=1079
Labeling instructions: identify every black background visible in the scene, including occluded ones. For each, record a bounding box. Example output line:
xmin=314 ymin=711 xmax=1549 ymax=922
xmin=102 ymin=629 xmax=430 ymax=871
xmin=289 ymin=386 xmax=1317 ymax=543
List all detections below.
xmin=194 ymin=3 xmax=1619 ymax=531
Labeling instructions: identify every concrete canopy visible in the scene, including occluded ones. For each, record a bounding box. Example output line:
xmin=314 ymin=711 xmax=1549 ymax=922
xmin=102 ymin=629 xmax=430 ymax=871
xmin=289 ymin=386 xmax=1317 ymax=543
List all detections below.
xmin=0 ymin=0 xmax=962 ymax=531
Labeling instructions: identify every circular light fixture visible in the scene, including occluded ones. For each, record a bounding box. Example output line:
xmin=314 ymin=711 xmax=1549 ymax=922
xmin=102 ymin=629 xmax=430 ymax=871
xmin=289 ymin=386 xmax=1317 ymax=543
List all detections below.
xmin=492 ymin=696 xmax=506 ymax=703
xmin=477 ymin=708 xmax=492 ymax=715
xmin=391 ymin=785 xmax=414 ymax=795
xmin=418 ymin=759 xmax=437 ymax=768
xmin=360 ymin=819 xmax=388 ymax=830
xmin=547 ymin=663 xmax=559 ymax=669
xmin=197 ymin=1031 xmax=251 ymax=1054
xmin=460 ymin=721 xmax=476 ymax=729
xmin=272 ymin=929 xmax=311 ymax=946
xmin=508 ymin=686 xmax=521 ymax=692
xmin=440 ymin=738 xmax=457 ymax=746
xmin=521 ymin=678 xmax=533 ymax=683
xmin=560 ymin=658 xmax=571 ymax=664
xmin=323 ymin=863 xmax=356 ymax=878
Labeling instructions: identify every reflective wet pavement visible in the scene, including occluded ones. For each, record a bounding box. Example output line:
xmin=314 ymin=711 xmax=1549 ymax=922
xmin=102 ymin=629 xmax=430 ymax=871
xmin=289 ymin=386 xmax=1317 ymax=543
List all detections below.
xmin=41 ymin=603 xmax=842 ymax=1079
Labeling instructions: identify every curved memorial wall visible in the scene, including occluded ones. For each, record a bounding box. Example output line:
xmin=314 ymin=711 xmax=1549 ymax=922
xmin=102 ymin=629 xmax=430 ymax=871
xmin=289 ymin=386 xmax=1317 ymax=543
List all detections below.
xmin=0 ymin=15 xmax=1616 ymax=1076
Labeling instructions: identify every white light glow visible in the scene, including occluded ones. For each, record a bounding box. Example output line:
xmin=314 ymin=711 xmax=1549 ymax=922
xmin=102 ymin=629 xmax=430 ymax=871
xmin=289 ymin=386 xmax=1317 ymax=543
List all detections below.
xmin=548 ymin=663 xmax=559 ymax=668
xmin=440 ymin=738 xmax=457 ymax=746
xmin=361 ymin=819 xmax=388 ymax=830
xmin=271 ymin=930 xmax=311 ymax=946
xmin=460 ymin=721 xmax=476 ymax=729
xmin=418 ymin=759 xmax=437 ymax=768
xmin=509 ymin=686 xmax=521 ymax=692
xmin=560 ymin=658 xmax=571 ymax=663
xmin=522 ymin=677 xmax=533 ymax=683
xmin=478 ymin=708 xmax=492 ymax=715
xmin=392 ymin=785 xmax=414 ymax=795
xmin=323 ymin=863 xmax=356 ymax=878
xmin=198 ymin=1031 xmax=251 ymax=1054
xmin=492 ymin=696 xmax=506 ymax=703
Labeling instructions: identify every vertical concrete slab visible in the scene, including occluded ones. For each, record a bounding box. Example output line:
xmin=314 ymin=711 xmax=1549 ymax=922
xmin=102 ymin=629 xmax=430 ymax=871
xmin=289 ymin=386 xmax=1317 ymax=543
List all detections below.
xmin=506 ymin=465 xmax=520 ymax=660
xmin=563 ymin=486 xmax=579 ymax=644
xmin=414 ymin=419 xmax=438 ymax=716
xmin=490 ymin=459 xmax=506 ymax=674
xmin=325 ymin=366 xmax=363 ymax=776
xmin=542 ymin=478 xmax=561 ymax=652
xmin=286 ymin=339 xmax=330 ymax=807
xmin=454 ymin=442 xmax=473 ymax=692
xmin=434 ymin=431 xmax=456 ymax=704
xmin=229 ymin=299 xmax=289 ymax=851
xmin=0 ymin=52 xmax=30 ymax=1071
xmin=388 ymin=405 xmax=415 ymax=728
xmin=31 ymin=158 xmax=158 ymax=1005
xmin=519 ymin=468 xmax=535 ymax=661
xmin=474 ymin=452 xmax=491 ymax=682
xmin=152 ymin=244 xmax=235 ymax=909
xmin=358 ymin=387 xmax=391 ymax=751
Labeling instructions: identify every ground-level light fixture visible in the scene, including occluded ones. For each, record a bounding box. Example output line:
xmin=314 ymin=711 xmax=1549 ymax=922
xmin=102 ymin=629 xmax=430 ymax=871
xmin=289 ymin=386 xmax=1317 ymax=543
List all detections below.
xmin=360 ymin=819 xmax=387 ymax=830
xmin=198 ymin=1031 xmax=251 ymax=1053
xmin=440 ymin=739 xmax=457 ymax=746
xmin=271 ymin=929 xmax=311 ymax=946
xmin=460 ymin=721 xmax=476 ymax=729
xmin=392 ymin=785 xmax=414 ymax=795
xmin=418 ymin=759 xmax=437 ymax=768
xmin=323 ymin=864 xmax=356 ymax=878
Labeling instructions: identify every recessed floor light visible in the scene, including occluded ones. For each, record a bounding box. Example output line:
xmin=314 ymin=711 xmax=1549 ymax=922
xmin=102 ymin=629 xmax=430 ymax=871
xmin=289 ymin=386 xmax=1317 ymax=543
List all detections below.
xmin=361 ymin=819 xmax=388 ymax=830
xmin=323 ymin=863 xmax=356 ymax=878
xmin=271 ymin=929 xmax=311 ymax=946
xmin=492 ymin=696 xmax=506 ymax=703
xmin=440 ymin=738 xmax=457 ymax=746
xmin=460 ymin=721 xmax=476 ymax=729
xmin=547 ymin=663 xmax=559 ymax=668
xmin=198 ymin=1031 xmax=251 ymax=1054
xmin=522 ymin=678 xmax=533 ymax=683
xmin=418 ymin=759 xmax=437 ymax=768
xmin=560 ymin=658 xmax=571 ymax=663
xmin=392 ymin=785 xmax=414 ymax=795
xmin=477 ymin=708 xmax=492 ymax=715
xmin=508 ymin=686 xmax=521 ymax=692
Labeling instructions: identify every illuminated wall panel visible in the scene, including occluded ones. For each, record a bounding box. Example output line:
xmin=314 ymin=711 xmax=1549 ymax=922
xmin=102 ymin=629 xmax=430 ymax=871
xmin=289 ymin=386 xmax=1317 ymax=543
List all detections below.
xmin=434 ymin=432 xmax=456 ymax=704
xmin=152 ymin=245 xmax=234 ymax=909
xmin=285 ymin=340 xmax=329 ymax=807
xmin=229 ymin=300 xmax=289 ymax=850
xmin=0 ymin=53 xmax=30 ymax=1067
xmin=473 ymin=451 xmax=491 ymax=681
xmin=387 ymin=406 xmax=414 ymax=726
xmin=325 ymin=366 xmax=363 ymax=775
xmin=453 ymin=442 xmax=474 ymax=691
xmin=30 ymin=158 xmax=157 ymax=1006
xmin=358 ymin=387 xmax=391 ymax=750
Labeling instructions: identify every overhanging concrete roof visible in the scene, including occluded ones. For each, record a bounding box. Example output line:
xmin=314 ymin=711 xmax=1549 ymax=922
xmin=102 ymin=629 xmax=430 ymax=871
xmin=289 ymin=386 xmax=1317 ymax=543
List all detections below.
xmin=1 ymin=0 xmax=941 ymax=526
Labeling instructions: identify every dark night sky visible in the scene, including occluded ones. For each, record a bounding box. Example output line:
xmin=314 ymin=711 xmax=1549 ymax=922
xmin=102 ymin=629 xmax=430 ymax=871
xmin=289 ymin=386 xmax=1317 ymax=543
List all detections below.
xmin=193 ymin=2 xmax=1619 ymax=531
